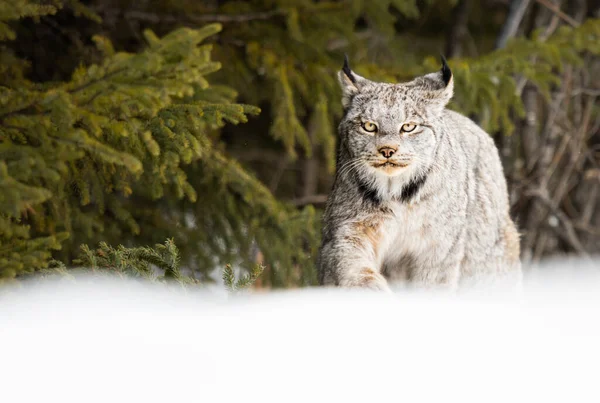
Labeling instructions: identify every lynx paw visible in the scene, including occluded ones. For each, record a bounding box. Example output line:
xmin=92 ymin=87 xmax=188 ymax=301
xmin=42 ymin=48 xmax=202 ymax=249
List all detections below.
xmin=342 ymin=268 xmax=392 ymax=292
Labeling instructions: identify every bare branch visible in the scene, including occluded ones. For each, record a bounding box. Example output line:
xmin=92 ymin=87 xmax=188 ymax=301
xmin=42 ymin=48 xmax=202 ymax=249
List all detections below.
xmin=526 ymin=188 xmax=589 ymax=256
xmin=93 ymin=7 xmax=285 ymax=25
xmin=534 ymin=0 xmax=580 ymax=27
xmin=571 ymin=88 xmax=600 ymax=97
xmin=445 ymin=0 xmax=471 ymax=58
xmin=290 ymin=194 xmax=328 ymax=207
xmin=495 ymin=0 xmax=532 ymax=49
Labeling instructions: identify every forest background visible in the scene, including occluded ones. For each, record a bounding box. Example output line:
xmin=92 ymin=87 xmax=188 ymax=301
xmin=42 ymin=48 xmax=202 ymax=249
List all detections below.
xmin=1 ymin=0 xmax=599 ymax=288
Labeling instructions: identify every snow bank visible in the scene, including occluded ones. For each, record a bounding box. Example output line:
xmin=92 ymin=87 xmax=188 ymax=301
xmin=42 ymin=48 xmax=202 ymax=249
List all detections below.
xmin=1 ymin=258 xmax=599 ymax=403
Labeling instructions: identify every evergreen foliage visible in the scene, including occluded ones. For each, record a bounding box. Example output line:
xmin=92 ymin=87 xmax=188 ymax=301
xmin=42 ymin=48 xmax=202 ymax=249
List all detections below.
xmin=33 ymin=238 xmax=263 ymax=291
xmin=75 ymin=238 xmax=186 ymax=283
xmin=223 ymin=263 xmax=264 ymax=293
xmin=0 ymin=0 xmax=318 ymax=286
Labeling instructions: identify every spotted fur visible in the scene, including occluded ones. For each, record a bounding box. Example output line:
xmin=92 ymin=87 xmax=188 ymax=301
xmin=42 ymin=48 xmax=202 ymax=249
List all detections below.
xmin=317 ymin=57 xmax=521 ymax=290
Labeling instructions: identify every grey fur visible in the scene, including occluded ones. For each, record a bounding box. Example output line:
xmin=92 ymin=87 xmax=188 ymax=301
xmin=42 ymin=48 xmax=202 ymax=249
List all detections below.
xmin=317 ymin=59 xmax=521 ymax=290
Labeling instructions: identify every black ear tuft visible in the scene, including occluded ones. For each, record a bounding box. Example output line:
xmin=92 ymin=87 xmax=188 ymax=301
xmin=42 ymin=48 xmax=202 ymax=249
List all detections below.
xmin=440 ymin=54 xmax=452 ymax=86
xmin=342 ymin=54 xmax=356 ymax=84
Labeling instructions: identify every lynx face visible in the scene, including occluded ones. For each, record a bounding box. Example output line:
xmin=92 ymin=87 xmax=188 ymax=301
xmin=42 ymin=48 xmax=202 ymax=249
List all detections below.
xmin=338 ymin=57 xmax=454 ymax=200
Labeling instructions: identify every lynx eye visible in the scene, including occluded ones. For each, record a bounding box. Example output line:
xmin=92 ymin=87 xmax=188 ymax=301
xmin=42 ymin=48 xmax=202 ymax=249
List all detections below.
xmin=401 ymin=123 xmax=417 ymax=133
xmin=361 ymin=121 xmax=378 ymax=133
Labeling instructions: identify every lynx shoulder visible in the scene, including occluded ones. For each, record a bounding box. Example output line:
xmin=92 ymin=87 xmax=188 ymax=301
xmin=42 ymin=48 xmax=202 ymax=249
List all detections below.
xmin=317 ymin=56 xmax=521 ymax=290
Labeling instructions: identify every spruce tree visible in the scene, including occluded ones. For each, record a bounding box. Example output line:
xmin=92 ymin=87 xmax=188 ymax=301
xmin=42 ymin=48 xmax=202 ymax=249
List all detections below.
xmin=0 ymin=1 xmax=319 ymax=285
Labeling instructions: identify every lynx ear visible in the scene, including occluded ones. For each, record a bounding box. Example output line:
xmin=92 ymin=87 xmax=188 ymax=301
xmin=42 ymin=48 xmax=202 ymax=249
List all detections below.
xmin=419 ymin=55 xmax=454 ymax=110
xmin=438 ymin=54 xmax=454 ymax=103
xmin=338 ymin=54 xmax=370 ymax=108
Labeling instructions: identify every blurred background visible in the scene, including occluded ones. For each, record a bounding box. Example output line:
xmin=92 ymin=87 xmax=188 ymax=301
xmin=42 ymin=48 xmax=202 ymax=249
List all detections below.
xmin=0 ymin=0 xmax=598 ymax=288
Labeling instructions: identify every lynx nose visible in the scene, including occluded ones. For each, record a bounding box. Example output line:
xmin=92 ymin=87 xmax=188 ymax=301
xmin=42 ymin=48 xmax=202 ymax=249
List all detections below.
xmin=378 ymin=147 xmax=397 ymax=159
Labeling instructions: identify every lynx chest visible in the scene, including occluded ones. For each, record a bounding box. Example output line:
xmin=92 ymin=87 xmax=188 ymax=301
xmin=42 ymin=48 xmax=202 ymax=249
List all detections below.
xmin=375 ymin=201 xmax=444 ymax=276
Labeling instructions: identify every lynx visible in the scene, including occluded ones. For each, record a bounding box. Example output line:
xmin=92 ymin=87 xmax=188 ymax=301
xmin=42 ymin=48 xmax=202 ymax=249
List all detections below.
xmin=317 ymin=56 xmax=521 ymax=290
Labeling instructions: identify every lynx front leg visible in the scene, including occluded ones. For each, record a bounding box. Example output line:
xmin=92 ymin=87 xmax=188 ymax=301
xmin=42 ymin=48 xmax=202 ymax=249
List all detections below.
xmin=339 ymin=267 xmax=391 ymax=292
xmin=319 ymin=219 xmax=391 ymax=292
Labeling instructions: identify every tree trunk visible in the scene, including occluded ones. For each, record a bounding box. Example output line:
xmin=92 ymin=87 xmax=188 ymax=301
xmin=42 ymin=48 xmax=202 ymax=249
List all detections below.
xmin=445 ymin=0 xmax=471 ymax=58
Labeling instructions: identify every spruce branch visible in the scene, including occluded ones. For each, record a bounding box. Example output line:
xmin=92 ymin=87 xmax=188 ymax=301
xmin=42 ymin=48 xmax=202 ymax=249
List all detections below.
xmin=222 ymin=264 xmax=235 ymax=292
xmin=222 ymin=263 xmax=264 ymax=293
xmin=114 ymin=9 xmax=285 ymax=24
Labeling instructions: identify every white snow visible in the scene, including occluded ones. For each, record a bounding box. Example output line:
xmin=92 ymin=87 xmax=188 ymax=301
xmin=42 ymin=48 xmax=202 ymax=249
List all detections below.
xmin=1 ymin=258 xmax=599 ymax=403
